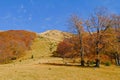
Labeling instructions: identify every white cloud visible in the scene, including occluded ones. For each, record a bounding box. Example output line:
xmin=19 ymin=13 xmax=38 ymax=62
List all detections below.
xmin=0 ymin=14 xmax=11 ymax=20
xmin=29 ymin=14 xmax=32 ymax=17
xmin=28 ymin=14 xmax=32 ymax=21
xmin=20 ymin=4 xmax=24 ymax=9
xmin=28 ymin=17 xmax=32 ymax=21
xmin=45 ymin=17 xmax=51 ymax=21
xmin=3 ymin=15 xmax=11 ymax=19
xmin=30 ymin=0 xmax=34 ymax=5
xmin=19 ymin=4 xmax=27 ymax=13
xmin=23 ymin=9 xmax=27 ymax=13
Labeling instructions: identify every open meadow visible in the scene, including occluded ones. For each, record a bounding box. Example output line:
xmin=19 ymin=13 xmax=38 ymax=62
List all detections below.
xmin=0 ymin=57 xmax=120 ymax=80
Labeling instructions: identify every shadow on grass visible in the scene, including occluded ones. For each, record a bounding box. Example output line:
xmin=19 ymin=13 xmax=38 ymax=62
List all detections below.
xmin=41 ymin=62 xmax=96 ymax=68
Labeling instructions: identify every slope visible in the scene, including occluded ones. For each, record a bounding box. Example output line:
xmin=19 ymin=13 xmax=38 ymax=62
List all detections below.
xmin=20 ymin=30 xmax=72 ymax=60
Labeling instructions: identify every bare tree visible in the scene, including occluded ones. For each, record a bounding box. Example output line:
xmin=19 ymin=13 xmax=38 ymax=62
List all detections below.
xmin=111 ymin=14 xmax=120 ymax=65
xmin=70 ymin=15 xmax=85 ymax=66
xmin=86 ymin=7 xmax=112 ymax=67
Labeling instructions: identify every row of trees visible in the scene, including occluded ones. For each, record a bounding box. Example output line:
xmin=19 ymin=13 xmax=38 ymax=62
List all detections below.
xmin=55 ymin=8 xmax=120 ymax=67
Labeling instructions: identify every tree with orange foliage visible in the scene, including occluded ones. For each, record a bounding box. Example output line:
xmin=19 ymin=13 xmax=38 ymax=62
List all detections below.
xmin=56 ymin=7 xmax=120 ymax=67
xmin=70 ymin=15 xmax=85 ymax=66
xmin=111 ymin=14 xmax=120 ymax=65
xmin=56 ymin=39 xmax=76 ymax=58
xmin=86 ymin=7 xmax=112 ymax=67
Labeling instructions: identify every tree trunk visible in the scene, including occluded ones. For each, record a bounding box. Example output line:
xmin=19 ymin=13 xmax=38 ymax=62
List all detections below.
xmin=115 ymin=55 xmax=118 ymax=65
xmin=116 ymin=54 xmax=120 ymax=66
xmin=81 ymin=50 xmax=85 ymax=66
xmin=81 ymin=60 xmax=85 ymax=66
xmin=79 ymin=31 xmax=85 ymax=66
xmin=95 ymin=58 xmax=100 ymax=67
xmin=114 ymin=53 xmax=120 ymax=66
xmin=95 ymin=41 xmax=100 ymax=67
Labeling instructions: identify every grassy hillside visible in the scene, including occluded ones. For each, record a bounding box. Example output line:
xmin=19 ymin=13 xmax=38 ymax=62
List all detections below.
xmin=39 ymin=30 xmax=73 ymax=42
xmin=20 ymin=30 xmax=72 ymax=60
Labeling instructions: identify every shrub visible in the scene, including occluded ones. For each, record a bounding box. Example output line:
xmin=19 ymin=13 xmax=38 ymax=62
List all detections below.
xmin=11 ymin=57 xmax=17 ymax=60
xmin=31 ymin=55 xmax=34 ymax=59
xmin=90 ymin=61 xmax=95 ymax=66
xmin=104 ymin=61 xmax=111 ymax=66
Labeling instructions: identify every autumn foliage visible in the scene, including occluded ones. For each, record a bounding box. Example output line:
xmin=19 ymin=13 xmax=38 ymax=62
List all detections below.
xmin=56 ymin=28 xmax=120 ymax=64
xmin=0 ymin=30 xmax=36 ymax=63
xmin=55 ymin=8 xmax=120 ymax=67
xmin=56 ymin=37 xmax=80 ymax=58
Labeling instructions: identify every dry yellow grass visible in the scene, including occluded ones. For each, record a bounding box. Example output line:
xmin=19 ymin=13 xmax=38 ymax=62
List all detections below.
xmin=39 ymin=30 xmax=73 ymax=42
xmin=21 ymin=30 xmax=72 ymax=60
xmin=0 ymin=59 xmax=120 ymax=80
xmin=21 ymin=37 xmax=56 ymax=60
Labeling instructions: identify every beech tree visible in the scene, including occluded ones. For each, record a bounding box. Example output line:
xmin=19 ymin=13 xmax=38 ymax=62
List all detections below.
xmin=111 ymin=14 xmax=120 ymax=65
xmin=70 ymin=15 xmax=85 ymax=66
xmin=56 ymin=7 xmax=120 ymax=66
xmin=85 ymin=8 xmax=112 ymax=67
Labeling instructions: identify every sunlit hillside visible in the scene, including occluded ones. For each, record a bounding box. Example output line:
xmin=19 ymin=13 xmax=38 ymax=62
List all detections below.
xmin=21 ymin=30 xmax=72 ymax=60
xmin=39 ymin=30 xmax=73 ymax=42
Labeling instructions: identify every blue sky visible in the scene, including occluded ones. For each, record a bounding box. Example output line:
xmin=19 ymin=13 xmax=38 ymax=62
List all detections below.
xmin=0 ymin=0 xmax=120 ymax=33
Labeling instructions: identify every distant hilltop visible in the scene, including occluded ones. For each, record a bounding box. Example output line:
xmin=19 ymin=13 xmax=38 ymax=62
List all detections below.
xmin=38 ymin=30 xmax=73 ymax=42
